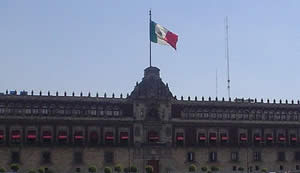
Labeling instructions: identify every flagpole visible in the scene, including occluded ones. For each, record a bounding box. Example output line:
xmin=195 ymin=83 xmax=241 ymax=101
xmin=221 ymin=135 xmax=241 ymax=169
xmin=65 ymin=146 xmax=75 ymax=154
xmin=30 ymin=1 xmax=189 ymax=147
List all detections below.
xmin=149 ymin=9 xmax=152 ymax=67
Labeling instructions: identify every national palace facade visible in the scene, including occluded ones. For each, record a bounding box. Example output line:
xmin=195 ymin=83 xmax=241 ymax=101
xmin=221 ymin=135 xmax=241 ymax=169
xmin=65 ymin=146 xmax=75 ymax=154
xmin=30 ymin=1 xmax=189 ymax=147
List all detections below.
xmin=1 ymin=66 xmax=300 ymax=173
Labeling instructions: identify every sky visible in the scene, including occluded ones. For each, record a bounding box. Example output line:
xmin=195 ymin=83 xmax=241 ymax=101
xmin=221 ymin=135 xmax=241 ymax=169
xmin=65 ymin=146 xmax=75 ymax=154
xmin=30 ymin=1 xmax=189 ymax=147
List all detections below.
xmin=1 ymin=1 xmax=300 ymax=101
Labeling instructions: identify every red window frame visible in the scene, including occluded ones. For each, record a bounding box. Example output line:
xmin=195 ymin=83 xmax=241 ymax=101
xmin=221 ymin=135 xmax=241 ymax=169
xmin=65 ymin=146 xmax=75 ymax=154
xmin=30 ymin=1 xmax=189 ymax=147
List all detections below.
xmin=220 ymin=133 xmax=228 ymax=141
xmin=105 ymin=132 xmax=114 ymax=140
xmin=240 ymin=134 xmax=247 ymax=141
xmin=74 ymin=131 xmax=84 ymax=140
xmin=11 ymin=130 xmax=21 ymax=139
xmin=0 ymin=130 xmax=4 ymax=139
xmin=120 ymin=132 xmax=129 ymax=140
xmin=27 ymin=130 xmax=37 ymax=139
xmin=58 ymin=131 xmax=68 ymax=139
xmin=148 ymin=131 xmax=159 ymax=141
xmin=176 ymin=133 xmax=184 ymax=141
xmin=279 ymin=135 xmax=286 ymax=141
xmin=42 ymin=131 xmax=52 ymax=139
xmin=209 ymin=133 xmax=217 ymax=140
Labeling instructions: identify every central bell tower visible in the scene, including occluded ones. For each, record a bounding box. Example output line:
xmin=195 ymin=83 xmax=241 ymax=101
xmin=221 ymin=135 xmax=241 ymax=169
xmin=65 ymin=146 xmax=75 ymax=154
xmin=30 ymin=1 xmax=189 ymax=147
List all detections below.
xmin=130 ymin=66 xmax=173 ymax=146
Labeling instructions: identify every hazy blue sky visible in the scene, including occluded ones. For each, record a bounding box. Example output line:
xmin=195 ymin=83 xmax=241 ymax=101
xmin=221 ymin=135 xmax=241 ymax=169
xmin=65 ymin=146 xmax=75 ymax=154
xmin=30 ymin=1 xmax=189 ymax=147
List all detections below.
xmin=1 ymin=1 xmax=300 ymax=101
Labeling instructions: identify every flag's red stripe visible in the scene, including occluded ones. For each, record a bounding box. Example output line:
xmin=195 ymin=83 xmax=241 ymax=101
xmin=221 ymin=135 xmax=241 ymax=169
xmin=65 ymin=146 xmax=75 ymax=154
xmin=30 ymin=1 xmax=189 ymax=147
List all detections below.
xmin=164 ymin=31 xmax=178 ymax=50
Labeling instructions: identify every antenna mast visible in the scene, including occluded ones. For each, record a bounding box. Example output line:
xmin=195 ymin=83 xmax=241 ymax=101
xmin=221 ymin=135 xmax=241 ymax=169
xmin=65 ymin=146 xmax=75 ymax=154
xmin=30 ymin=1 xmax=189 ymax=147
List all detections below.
xmin=216 ymin=68 xmax=218 ymax=98
xmin=225 ymin=16 xmax=231 ymax=99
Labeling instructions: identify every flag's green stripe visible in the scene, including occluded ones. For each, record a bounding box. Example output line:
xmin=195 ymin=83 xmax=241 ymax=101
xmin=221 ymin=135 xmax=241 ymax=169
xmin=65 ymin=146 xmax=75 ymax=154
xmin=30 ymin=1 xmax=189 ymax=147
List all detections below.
xmin=150 ymin=20 xmax=157 ymax=43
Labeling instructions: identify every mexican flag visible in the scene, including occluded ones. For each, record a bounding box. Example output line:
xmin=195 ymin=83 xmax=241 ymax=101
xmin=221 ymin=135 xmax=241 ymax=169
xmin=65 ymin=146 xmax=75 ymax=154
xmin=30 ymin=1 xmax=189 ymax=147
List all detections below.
xmin=150 ymin=20 xmax=178 ymax=50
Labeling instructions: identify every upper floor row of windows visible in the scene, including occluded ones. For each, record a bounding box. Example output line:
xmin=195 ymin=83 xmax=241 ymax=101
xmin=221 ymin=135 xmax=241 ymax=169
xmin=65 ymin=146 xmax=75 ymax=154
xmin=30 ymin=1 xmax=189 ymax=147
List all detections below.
xmin=0 ymin=104 xmax=126 ymax=117
xmin=180 ymin=109 xmax=300 ymax=121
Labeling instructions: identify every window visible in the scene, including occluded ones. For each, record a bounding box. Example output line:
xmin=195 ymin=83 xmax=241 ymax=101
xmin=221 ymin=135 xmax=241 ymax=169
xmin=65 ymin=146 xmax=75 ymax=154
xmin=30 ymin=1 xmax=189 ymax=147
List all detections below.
xmin=198 ymin=133 xmax=206 ymax=144
xmin=231 ymin=152 xmax=239 ymax=161
xmin=89 ymin=131 xmax=98 ymax=145
xmin=58 ymin=130 xmax=68 ymax=144
xmin=113 ymin=110 xmax=120 ymax=116
xmin=253 ymin=152 xmax=261 ymax=161
xmin=0 ymin=130 xmax=4 ymax=144
xmin=254 ymin=133 xmax=261 ymax=144
xmin=187 ymin=152 xmax=194 ymax=162
xmin=209 ymin=133 xmax=217 ymax=144
xmin=220 ymin=133 xmax=228 ymax=144
xmin=278 ymin=152 xmax=285 ymax=161
xmin=42 ymin=151 xmax=51 ymax=164
xmin=232 ymin=166 xmax=237 ymax=171
xmin=74 ymin=131 xmax=84 ymax=145
xmin=291 ymin=134 xmax=297 ymax=144
xmin=42 ymin=130 xmax=52 ymax=144
xmin=90 ymin=109 xmax=97 ymax=116
xmin=32 ymin=108 xmax=39 ymax=115
xmin=25 ymin=108 xmax=31 ymax=115
xmin=266 ymin=134 xmax=273 ymax=145
xmin=27 ymin=130 xmax=37 ymax=143
xmin=209 ymin=152 xmax=217 ymax=162
xmin=74 ymin=152 xmax=83 ymax=164
xmin=148 ymin=131 xmax=159 ymax=143
xmin=104 ymin=152 xmax=114 ymax=164
xmin=296 ymin=152 xmax=300 ymax=161
xmin=42 ymin=108 xmax=48 ymax=115
xmin=11 ymin=130 xmax=21 ymax=144
xmin=255 ymin=166 xmax=259 ymax=171
xmin=105 ymin=132 xmax=114 ymax=145
xmin=120 ymin=132 xmax=129 ymax=145
xmin=240 ymin=133 xmax=247 ymax=142
xmin=0 ymin=106 xmax=5 ymax=114
xmin=72 ymin=109 xmax=80 ymax=115
xmin=11 ymin=151 xmax=20 ymax=163
xmin=176 ymin=132 xmax=184 ymax=146
xmin=76 ymin=168 xmax=81 ymax=173
xmin=106 ymin=109 xmax=112 ymax=116
xmin=280 ymin=165 xmax=283 ymax=171
xmin=296 ymin=165 xmax=300 ymax=170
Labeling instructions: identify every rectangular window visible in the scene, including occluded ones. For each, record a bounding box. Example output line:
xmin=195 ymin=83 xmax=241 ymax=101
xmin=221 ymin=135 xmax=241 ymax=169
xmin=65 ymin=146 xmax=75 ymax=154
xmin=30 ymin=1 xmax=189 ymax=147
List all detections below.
xmin=280 ymin=165 xmax=283 ymax=171
xmin=187 ymin=152 xmax=194 ymax=162
xmin=0 ymin=130 xmax=4 ymax=144
xmin=296 ymin=165 xmax=300 ymax=170
xmin=27 ymin=130 xmax=37 ymax=143
xmin=25 ymin=108 xmax=31 ymax=115
xmin=296 ymin=152 xmax=300 ymax=161
xmin=74 ymin=131 xmax=84 ymax=145
xmin=231 ymin=152 xmax=239 ymax=161
xmin=42 ymin=108 xmax=48 ymax=115
xmin=104 ymin=152 xmax=114 ymax=164
xmin=105 ymin=132 xmax=114 ymax=145
xmin=209 ymin=152 xmax=217 ymax=162
xmin=113 ymin=110 xmax=119 ymax=116
xmin=42 ymin=151 xmax=51 ymax=164
xmin=32 ymin=108 xmax=39 ymax=115
xmin=278 ymin=152 xmax=285 ymax=161
xmin=232 ymin=166 xmax=237 ymax=171
xmin=120 ymin=132 xmax=129 ymax=145
xmin=42 ymin=131 xmax=52 ymax=144
xmin=0 ymin=106 xmax=5 ymax=114
xmin=11 ymin=151 xmax=20 ymax=163
xmin=11 ymin=130 xmax=21 ymax=144
xmin=89 ymin=131 xmax=98 ymax=145
xmin=255 ymin=166 xmax=259 ymax=171
xmin=253 ymin=152 xmax=261 ymax=161
xmin=176 ymin=132 xmax=184 ymax=146
xmin=90 ymin=109 xmax=97 ymax=116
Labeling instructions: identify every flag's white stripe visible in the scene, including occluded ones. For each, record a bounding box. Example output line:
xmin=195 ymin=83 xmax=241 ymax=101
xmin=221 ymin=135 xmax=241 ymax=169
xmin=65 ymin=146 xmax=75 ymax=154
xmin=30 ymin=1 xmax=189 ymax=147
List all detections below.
xmin=157 ymin=38 xmax=168 ymax=45
xmin=155 ymin=23 xmax=168 ymax=40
